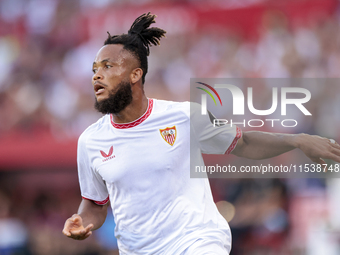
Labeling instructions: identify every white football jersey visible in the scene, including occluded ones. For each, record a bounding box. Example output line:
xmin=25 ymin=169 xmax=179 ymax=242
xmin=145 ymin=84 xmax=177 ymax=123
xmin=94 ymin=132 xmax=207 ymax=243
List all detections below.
xmin=77 ymin=99 xmax=241 ymax=254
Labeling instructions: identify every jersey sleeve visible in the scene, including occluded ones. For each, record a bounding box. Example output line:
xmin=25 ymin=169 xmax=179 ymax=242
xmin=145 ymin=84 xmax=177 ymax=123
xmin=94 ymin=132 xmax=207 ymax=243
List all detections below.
xmin=77 ymin=134 xmax=109 ymax=205
xmin=190 ymin=102 xmax=242 ymax=154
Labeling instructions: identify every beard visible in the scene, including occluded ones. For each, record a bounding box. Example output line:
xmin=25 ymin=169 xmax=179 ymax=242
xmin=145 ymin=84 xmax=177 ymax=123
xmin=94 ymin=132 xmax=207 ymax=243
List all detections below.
xmin=94 ymin=80 xmax=133 ymax=114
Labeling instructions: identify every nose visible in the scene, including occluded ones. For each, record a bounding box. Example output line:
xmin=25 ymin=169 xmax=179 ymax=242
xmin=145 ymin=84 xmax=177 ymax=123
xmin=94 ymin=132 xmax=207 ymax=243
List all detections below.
xmin=92 ymin=69 xmax=103 ymax=82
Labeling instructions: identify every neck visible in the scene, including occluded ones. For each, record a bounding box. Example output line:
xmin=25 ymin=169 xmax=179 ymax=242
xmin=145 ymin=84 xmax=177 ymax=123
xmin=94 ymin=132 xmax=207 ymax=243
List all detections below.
xmin=111 ymin=94 xmax=148 ymax=124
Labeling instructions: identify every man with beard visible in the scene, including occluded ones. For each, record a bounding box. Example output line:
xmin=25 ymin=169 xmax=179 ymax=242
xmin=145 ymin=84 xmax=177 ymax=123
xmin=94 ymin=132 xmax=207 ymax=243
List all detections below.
xmin=62 ymin=13 xmax=340 ymax=254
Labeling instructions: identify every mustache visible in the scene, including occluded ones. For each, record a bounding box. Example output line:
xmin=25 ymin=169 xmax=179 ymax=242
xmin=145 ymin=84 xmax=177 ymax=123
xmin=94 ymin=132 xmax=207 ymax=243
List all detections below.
xmin=94 ymin=81 xmax=107 ymax=87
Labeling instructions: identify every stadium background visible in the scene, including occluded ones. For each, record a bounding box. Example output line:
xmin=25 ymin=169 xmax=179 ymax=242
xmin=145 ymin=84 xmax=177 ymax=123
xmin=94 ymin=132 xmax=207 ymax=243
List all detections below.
xmin=0 ymin=0 xmax=340 ymax=254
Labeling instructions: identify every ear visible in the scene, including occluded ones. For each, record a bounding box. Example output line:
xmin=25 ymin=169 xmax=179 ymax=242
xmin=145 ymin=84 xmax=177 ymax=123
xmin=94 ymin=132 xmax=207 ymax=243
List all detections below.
xmin=130 ymin=68 xmax=143 ymax=84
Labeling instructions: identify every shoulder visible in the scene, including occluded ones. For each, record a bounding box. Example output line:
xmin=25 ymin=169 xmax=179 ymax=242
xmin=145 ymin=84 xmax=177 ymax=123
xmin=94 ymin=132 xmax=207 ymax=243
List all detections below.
xmin=152 ymin=99 xmax=192 ymax=116
xmin=78 ymin=115 xmax=109 ymax=146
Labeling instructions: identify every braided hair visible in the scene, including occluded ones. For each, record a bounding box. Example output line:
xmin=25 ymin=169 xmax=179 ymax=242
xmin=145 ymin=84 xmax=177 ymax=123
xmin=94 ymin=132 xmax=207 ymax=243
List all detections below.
xmin=104 ymin=13 xmax=166 ymax=84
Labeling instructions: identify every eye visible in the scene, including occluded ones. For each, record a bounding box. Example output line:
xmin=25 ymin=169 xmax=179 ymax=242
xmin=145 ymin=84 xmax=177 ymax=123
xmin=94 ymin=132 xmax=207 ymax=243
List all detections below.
xmin=92 ymin=68 xmax=97 ymax=74
xmin=105 ymin=64 xmax=112 ymax=69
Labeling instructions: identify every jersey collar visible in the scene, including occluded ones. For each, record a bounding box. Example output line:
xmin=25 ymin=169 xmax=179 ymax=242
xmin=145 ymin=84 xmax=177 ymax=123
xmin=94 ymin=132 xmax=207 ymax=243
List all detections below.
xmin=110 ymin=99 xmax=153 ymax=129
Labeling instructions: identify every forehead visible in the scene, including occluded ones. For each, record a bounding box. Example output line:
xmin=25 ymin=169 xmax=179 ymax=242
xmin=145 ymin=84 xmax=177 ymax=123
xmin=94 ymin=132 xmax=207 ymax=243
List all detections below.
xmin=93 ymin=44 xmax=130 ymax=64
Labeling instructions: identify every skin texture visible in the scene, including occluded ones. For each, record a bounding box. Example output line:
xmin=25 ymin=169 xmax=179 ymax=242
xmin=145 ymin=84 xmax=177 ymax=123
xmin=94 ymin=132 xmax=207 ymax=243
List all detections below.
xmin=63 ymin=43 xmax=340 ymax=241
xmin=232 ymin=131 xmax=340 ymax=165
xmin=92 ymin=44 xmax=148 ymax=123
xmin=62 ymin=199 xmax=108 ymax=240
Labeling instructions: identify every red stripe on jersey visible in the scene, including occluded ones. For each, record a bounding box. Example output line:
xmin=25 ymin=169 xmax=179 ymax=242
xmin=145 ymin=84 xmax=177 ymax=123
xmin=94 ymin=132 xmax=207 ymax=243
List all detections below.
xmin=82 ymin=196 xmax=110 ymax=205
xmin=110 ymin=99 xmax=153 ymax=129
xmin=225 ymin=126 xmax=242 ymax=155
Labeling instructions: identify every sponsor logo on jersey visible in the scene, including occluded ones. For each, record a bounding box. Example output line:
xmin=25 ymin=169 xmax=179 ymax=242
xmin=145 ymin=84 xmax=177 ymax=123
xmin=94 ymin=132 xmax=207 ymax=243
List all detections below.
xmin=100 ymin=146 xmax=115 ymax=162
xmin=160 ymin=126 xmax=177 ymax=146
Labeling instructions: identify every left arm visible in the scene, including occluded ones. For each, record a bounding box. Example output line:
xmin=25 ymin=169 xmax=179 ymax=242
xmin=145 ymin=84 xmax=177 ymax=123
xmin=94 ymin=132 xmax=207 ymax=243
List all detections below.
xmin=232 ymin=131 xmax=340 ymax=164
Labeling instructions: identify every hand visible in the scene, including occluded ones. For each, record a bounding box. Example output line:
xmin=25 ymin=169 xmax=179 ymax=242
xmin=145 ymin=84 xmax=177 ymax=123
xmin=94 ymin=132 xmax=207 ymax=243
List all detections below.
xmin=62 ymin=214 xmax=94 ymax=240
xmin=297 ymin=134 xmax=340 ymax=165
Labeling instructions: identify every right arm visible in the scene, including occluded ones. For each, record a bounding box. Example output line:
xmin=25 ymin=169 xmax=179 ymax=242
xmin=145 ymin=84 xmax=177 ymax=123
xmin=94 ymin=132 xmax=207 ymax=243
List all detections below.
xmin=62 ymin=198 xmax=109 ymax=240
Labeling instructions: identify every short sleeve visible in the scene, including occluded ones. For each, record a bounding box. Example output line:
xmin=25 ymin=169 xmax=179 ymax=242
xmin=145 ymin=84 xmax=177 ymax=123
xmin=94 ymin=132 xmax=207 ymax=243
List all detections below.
xmin=77 ymin=134 xmax=109 ymax=205
xmin=190 ymin=102 xmax=242 ymax=154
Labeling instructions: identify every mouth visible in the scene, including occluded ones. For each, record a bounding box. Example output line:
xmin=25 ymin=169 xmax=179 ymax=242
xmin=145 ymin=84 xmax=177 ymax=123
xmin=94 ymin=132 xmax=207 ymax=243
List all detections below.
xmin=94 ymin=82 xmax=106 ymax=95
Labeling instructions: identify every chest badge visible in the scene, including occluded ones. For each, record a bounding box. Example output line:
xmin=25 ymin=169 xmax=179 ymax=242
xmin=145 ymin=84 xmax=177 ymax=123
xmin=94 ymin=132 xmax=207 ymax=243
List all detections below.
xmin=159 ymin=126 xmax=177 ymax=146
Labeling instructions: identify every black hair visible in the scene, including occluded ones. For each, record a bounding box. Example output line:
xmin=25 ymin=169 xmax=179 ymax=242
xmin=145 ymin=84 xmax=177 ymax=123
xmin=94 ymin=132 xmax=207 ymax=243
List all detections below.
xmin=104 ymin=12 xmax=166 ymax=84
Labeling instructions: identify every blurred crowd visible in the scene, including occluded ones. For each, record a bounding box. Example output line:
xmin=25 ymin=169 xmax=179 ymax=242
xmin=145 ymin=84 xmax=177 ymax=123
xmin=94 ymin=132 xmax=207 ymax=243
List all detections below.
xmin=1 ymin=0 xmax=340 ymax=138
xmin=1 ymin=0 xmax=340 ymax=254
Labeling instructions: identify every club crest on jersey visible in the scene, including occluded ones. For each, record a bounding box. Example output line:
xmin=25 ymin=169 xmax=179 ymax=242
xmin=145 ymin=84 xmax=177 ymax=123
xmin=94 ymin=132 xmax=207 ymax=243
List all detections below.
xmin=159 ymin=126 xmax=177 ymax=146
xmin=100 ymin=146 xmax=115 ymax=162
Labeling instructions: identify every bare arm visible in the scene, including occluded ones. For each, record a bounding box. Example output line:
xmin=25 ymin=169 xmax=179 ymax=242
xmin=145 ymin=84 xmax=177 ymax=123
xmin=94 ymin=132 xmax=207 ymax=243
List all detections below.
xmin=62 ymin=198 xmax=108 ymax=240
xmin=232 ymin=131 xmax=340 ymax=164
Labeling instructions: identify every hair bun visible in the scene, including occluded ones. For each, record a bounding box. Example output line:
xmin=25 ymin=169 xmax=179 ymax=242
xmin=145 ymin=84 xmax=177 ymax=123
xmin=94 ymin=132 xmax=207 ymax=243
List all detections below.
xmin=128 ymin=12 xmax=166 ymax=56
